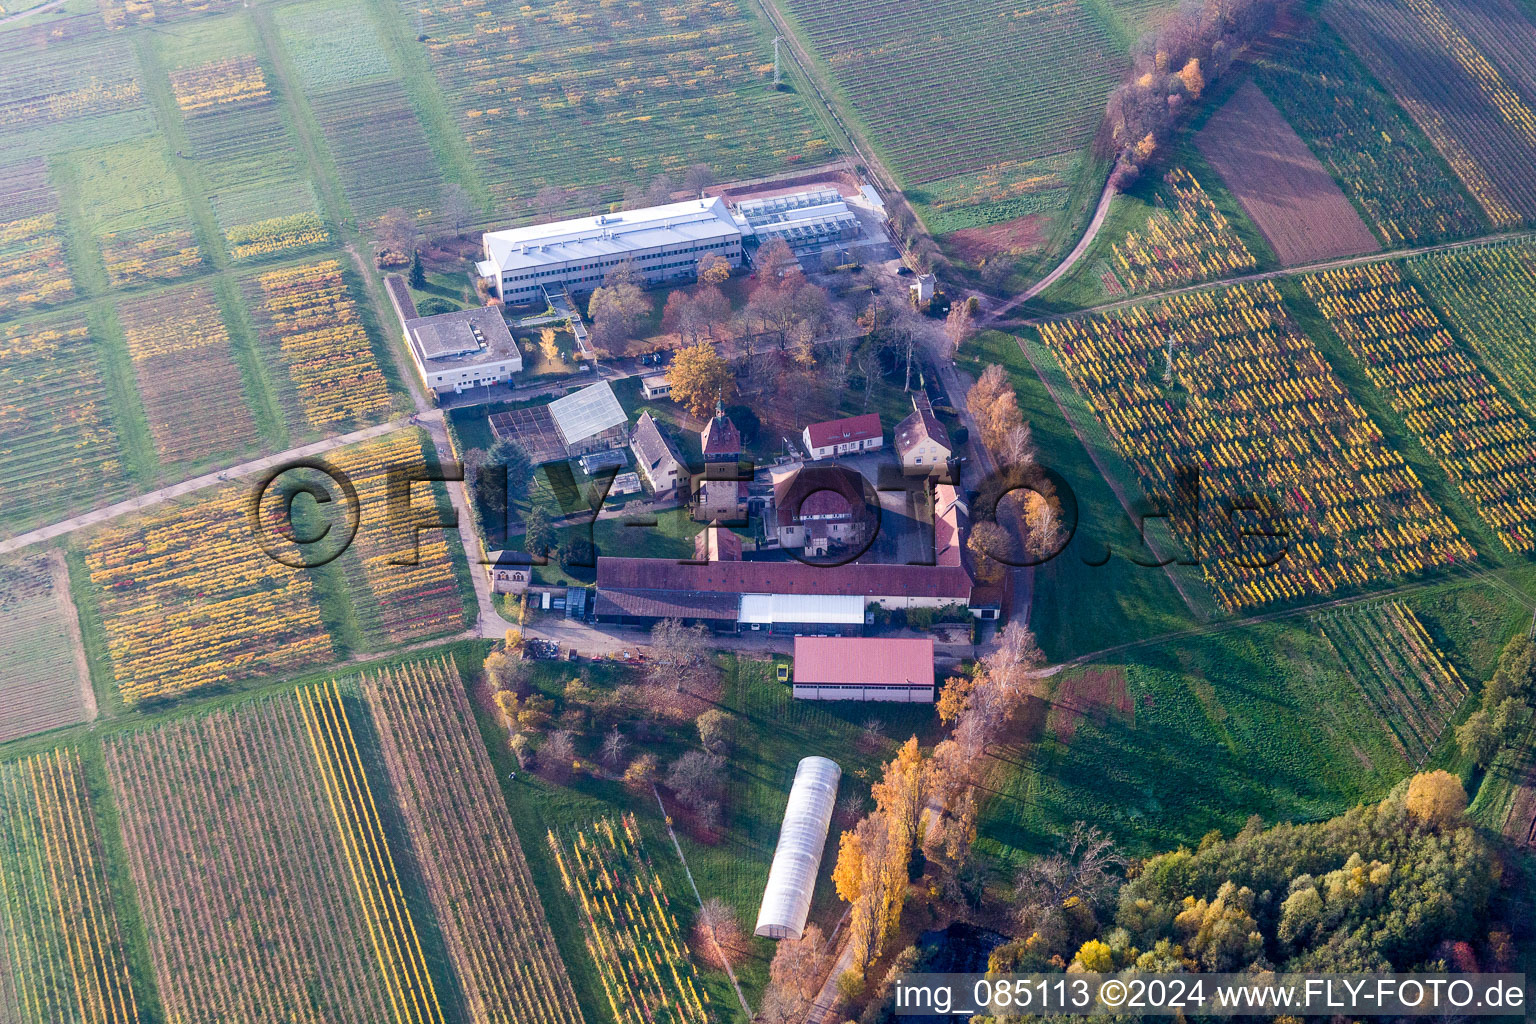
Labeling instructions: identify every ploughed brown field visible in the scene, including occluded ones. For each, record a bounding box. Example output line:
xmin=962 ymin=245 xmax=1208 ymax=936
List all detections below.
xmin=943 ymin=214 xmax=1049 ymax=263
xmin=1197 ymin=81 xmax=1382 ymax=265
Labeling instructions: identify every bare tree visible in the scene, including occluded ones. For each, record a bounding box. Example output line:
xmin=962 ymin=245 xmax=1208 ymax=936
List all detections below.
xmin=819 ymin=331 xmax=856 ymax=391
xmin=853 ymin=340 xmax=880 ymax=410
xmin=944 ymin=297 xmax=977 ymax=352
xmin=533 ymin=185 xmax=566 ymax=220
xmin=1000 ymin=422 xmax=1036 ymax=469
xmin=760 ymin=923 xmax=828 ymax=1024
xmin=683 ymin=162 xmax=716 ymax=196
xmin=440 ymin=183 xmax=475 ymax=238
xmin=645 ymin=618 xmax=719 ymax=695
xmin=540 ymin=730 xmax=577 ymax=783
xmin=1013 ymin=822 xmax=1125 ymax=932
xmin=375 ymin=207 xmax=419 ymax=255
xmin=665 ymin=749 xmax=725 ymax=809
xmin=1024 ymin=490 xmax=1063 ymax=560
xmin=645 ymin=173 xmax=675 ymax=208
xmin=693 ymin=898 xmax=743 ymax=969
xmin=600 ymin=727 xmax=628 ymax=769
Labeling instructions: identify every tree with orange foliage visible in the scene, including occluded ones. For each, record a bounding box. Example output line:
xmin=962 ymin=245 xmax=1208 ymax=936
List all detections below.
xmin=967 ymin=521 xmax=1014 ymax=584
xmin=1404 ymin=770 xmax=1467 ymax=829
xmin=668 ymin=341 xmax=734 ymax=420
xmin=1177 ymin=57 xmax=1204 ymax=98
xmin=872 ymin=737 xmax=929 ymax=859
xmin=697 ymin=251 xmax=731 ymax=285
xmin=936 ymin=672 xmax=978 ymax=725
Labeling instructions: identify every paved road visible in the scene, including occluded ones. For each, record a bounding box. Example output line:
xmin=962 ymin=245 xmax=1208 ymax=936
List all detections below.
xmin=0 ymin=417 xmax=417 ymax=556
xmin=923 ymin=332 xmax=1034 ymax=628
xmin=413 ymin=409 xmax=520 ymax=638
xmin=525 ymin=613 xmax=978 ymax=664
xmin=806 ymin=940 xmax=856 ymax=1024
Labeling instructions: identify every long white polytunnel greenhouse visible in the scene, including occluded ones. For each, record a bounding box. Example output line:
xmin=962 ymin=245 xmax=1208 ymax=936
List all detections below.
xmin=754 ymin=755 xmax=842 ymax=939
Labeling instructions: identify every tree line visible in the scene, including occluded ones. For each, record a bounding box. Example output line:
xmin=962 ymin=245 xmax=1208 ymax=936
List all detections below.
xmin=1098 ymin=0 xmax=1278 ymax=186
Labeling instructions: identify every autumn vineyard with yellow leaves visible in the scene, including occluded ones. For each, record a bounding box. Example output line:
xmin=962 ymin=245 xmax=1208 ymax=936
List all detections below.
xmin=0 ymin=750 xmax=142 ymax=1024
xmin=1036 ymin=279 xmax=1476 ymax=610
xmin=550 ymin=815 xmax=711 ymax=1024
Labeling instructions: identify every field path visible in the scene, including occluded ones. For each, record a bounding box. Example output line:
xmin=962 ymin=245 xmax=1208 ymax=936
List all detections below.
xmin=47 ymin=549 xmax=95 ymax=723
xmin=651 ymin=785 xmax=755 ymax=1022
xmin=0 ymin=417 xmax=417 ymax=555
xmin=0 ymin=0 xmax=65 ymax=24
xmin=981 ymin=175 xmax=1119 ymax=321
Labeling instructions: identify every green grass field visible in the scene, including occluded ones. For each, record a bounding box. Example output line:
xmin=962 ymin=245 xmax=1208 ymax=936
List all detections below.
xmin=274 ymin=0 xmax=397 ymax=90
xmin=70 ymin=139 xmax=189 ymax=237
xmin=974 ymin=572 xmax=1531 ymax=867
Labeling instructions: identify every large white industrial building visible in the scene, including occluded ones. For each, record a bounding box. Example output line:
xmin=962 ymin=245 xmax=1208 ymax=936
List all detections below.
xmin=755 ymin=756 xmax=842 ymax=939
xmin=479 ymin=188 xmax=867 ymax=304
xmin=478 ymin=197 xmax=744 ymax=303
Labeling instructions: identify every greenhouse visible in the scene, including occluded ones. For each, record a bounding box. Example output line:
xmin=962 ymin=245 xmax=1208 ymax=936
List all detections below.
xmin=754 ymin=756 xmax=842 ymax=939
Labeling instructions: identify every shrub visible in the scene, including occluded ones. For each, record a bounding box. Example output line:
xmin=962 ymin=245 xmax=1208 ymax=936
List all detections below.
xmin=416 ymin=296 xmax=461 ymax=317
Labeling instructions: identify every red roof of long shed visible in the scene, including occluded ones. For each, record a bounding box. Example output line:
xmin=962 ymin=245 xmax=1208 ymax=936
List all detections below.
xmin=793 ymin=636 xmax=934 ymax=685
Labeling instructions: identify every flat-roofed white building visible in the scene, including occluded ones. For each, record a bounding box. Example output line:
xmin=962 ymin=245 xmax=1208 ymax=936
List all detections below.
xmin=479 ymin=197 xmax=744 ymax=303
xmin=402 ymin=306 xmax=523 ymax=397
xmin=737 ymin=593 xmax=866 ymax=634
xmin=755 ymin=756 xmax=841 ymax=939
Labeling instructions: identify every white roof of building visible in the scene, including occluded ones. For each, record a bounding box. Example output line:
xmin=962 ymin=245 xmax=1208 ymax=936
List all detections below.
xmin=756 ymin=756 xmax=842 ymax=939
xmin=484 ymin=197 xmax=741 ymax=273
xmin=404 ymin=306 xmax=523 ymax=380
xmin=736 ymin=188 xmax=842 ymax=220
xmin=739 ymin=188 xmax=858 ymax=241
xmin=738 ymin=593 xmax=866 ymax=625
xmin=549 ymin=380 xmax=627 ymax=445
